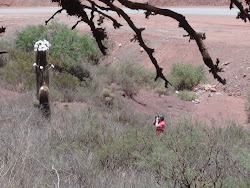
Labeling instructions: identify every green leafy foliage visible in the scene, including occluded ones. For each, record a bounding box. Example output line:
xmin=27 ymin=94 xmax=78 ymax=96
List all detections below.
xmin=106 ymin=61 xmax=159 ymax=97
xmin=168 ymin=63 xmax=206 ymax=90
xmin=177 ymin=90 xmax=197 ymax=101
xmin=15 ymin=21 xmax=101 ymax=64
xmin=0 ymin=50 xmax=35 ymax=91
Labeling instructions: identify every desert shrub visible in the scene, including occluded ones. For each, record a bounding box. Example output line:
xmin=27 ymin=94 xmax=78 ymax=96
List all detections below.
xmin=177 ymin=90 xmax=197 ymax=101
xmin=51 ymin=72 xmax=80 ymax=90
xmin=0 ymin=21 xmax=98 ymax=91
xmin=68 ymin=63 xmax=90 ymax=81
xmin=154 ymin=87 xmax=166 ymax=97
xmin=0 ymin=50 xmax=35 ymax=91
xmin=0 ymin=97 xmax=249 ymax=187
xmin=110 ymin=61 xmax=158 ymax=97
xmin=168 ymin=63 xmax=206 ymax=90
xmin=116 ymin=61 xmax=156 ymax=86
xmin=0 ymin=40 xmax=9 ymax=68
xmin=50 ymin=72 xmax=80 ymax=102
xmin=15 ymin=21 xmax=102 ymax=64
xmin=133 ymin=118 xmax=250 ymax=187
xmin=12 ymin=21 xmax=100 ymax=86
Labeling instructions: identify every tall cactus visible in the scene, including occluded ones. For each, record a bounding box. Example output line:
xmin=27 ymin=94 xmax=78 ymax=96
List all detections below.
xmin=33 ymin=40 xmax=52 ymax=118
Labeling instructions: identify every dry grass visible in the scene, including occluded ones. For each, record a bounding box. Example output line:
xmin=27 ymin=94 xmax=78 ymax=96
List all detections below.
xmin=0 ymin=95 xmax=249 ymax=187
xmin=0 ymin=95 xmax=154 ymax=187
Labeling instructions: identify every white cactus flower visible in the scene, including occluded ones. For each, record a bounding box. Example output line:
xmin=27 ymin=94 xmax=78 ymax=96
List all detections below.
xmin=33 ymin=63 xmax=37 ymax=67
xmin=51 ymin=64 xmax=55 ymax=68
xmin=40 ymin=66 xmax=44 ymax=70
xmin=34 ymin=40 xmax=51 ymax=52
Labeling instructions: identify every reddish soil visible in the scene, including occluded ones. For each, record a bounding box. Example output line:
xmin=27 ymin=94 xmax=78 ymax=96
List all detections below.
xmin=0 ymin=5 xmax=249 ymax=127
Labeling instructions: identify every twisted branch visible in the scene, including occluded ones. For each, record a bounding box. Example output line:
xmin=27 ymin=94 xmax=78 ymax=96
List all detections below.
xmin=50 ymin=0 xmax=228 ymax=86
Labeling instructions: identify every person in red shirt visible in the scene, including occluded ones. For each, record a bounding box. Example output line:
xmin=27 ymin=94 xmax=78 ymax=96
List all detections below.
xmin=153 ymin=114 xmax=165 ymax=135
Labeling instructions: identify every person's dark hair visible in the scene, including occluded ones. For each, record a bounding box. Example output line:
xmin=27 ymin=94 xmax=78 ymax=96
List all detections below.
xmin=158 ymin=114 xmax=164 ymax=121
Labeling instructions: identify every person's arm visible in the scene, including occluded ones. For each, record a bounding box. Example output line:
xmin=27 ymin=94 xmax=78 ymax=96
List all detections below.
xmin=155 ymin=117 xmax=160 ymax=127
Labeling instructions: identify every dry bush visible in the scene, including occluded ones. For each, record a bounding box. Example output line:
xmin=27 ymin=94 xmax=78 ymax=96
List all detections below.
xmin=0 ymin=95 xmax=151 ymax=187
xmin=0 ymin=96 xmax=249 ymax=188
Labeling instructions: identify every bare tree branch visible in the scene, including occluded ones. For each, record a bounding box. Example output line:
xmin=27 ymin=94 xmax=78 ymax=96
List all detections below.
xmin=231 ymin=0 xmax=250 ymax=22
xmin=50 ymin=0 xmax=227 ymax=86
xmin=117 ymin=0 xmax=226 ymax=84
xmin=99 ymin=0 xmax=172 ymax=86
xmin=45 ymin=8 xmax=64 ymax=25
xmin=0 ymin=26 xmax=6 ymax=33
xmin=0 ymin=26 xmax=7 ymax=54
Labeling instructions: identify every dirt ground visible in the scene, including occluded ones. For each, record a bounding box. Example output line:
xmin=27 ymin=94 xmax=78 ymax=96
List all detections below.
xmin=0 ymin=7 xmax=249 ymax=126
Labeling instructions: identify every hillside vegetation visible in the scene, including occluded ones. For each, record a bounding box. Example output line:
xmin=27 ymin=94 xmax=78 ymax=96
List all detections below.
xmin=0 ymin=10 xmax=249 ymax=188
xmin=0 ymin=94 xmax=249 ymax=187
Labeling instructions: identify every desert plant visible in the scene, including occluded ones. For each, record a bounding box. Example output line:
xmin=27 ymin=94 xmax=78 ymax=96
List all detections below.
xmin=50 ymin=72 xmax=80 ymax=102
xmin=0 ymin=96 xmax=249 ymax=187
xmin=133 ymin=118 xmax=250 ymax=187
xmin=177 ymin=90 xmax=197 ymax=101
xmin=113 ymin=61 xmax=157 ymax=97
xmin=0 ymin=50 xmax=36 ymax=91
xmin=168 ymin=63 xmax=206 ymax=90
xmin=15 ymin=21 xmax=102 ymax=65
xmin=102 ymin=88 xmax=115 ymax=106
xmin=154 ymin=87 xmax=166 ymax=97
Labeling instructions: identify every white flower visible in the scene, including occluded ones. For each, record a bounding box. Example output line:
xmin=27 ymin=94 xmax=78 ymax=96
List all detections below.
xmin=40 ymin=66 xmax=44 ymax=70
xmin=33 ymin=63 xmax=37 ymax=67
xmin=51 ymin=64 xmax=55 ymax=68
xmin=34 ymin=40 xmax=51 ymax=52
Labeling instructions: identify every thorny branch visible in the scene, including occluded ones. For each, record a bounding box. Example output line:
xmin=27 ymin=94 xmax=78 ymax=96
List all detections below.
xmin=45 ymin=8 xmax=64 ymax=25
xmin=47 ymin=0 xmax=247 ymax=86
xmin=230 ymin=0 xmax=250 ymax=22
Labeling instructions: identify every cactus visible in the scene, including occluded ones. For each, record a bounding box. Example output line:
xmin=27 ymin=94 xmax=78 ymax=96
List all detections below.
xmin=34 ymin=40 xmax=52 ymax=118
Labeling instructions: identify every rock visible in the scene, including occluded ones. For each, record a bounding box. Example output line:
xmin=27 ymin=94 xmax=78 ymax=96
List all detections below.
xmin=192 ymin=99 xmax=200 ymax=104
xmin=210 ymin=87 xmax=217 ymax=92
xmin=202 ymin=84 xmax=217 ymax=92
xmin=140 ymin=47 xmax=143 ymax=52
xmin=197 ymin=89 xmax=204 ymax=94
xmin=175 ymin=91 xmax=179 ymax=94
xmin=118 ymin=43 xmax=122 ymax=47
xmin=208 ymin=93 xmax=213 ymax=97
xmin=243 ymin=74 xmax=247 ymax=78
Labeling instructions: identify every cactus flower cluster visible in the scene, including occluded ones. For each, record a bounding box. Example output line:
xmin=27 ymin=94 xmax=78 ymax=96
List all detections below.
xmin=34 ymin=40 xmax=51 ymax=52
